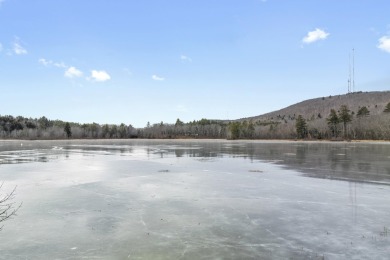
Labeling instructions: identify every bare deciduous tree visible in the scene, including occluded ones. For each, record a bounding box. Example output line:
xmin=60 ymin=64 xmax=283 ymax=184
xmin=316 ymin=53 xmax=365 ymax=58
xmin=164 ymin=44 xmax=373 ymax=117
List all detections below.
xmin=0 ymin=183 xmax=21 ymax=231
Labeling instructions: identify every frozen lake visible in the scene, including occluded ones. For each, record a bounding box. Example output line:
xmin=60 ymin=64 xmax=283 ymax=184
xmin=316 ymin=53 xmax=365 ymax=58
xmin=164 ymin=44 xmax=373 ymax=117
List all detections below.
xmin=0 ymin=140 xmax=389 ymax=259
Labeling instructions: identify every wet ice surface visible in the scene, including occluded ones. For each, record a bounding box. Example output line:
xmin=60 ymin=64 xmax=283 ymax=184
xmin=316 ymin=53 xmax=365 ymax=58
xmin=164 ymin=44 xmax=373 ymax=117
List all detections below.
xmin=0 ymin=140 xmax=390 ymax=259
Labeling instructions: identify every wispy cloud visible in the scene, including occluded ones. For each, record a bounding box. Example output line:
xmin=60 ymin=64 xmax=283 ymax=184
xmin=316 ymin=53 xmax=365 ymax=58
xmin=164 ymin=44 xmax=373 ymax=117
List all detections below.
xmin=14 ymin=43 xmax=27 ymax=55
xmin=369 ymin=27 xmax=381 ymax=36
xmin=39 ymin=58 xmax=68 ymax=69
xmin=0 ymin=43 xmax=3 ymax=52
xmin=89 ymin=70 xmax=111 ymax=82
xmin=54 ymin=62 xmax=67 ymax=68
xmin=123 ymin=68 xmax=132 ymax=76
xmin=180 ymin=55 xmax=192 ymax=62
xmin=13 ymin=40 xmax=27 ymax=55
xmin=152 ymin=75 xmax=165 ymax=81
xmin=38 ymin=58 xmax=52 ymax=66
xmin=39 ymin=58 xmax=112 ymax=82
xmin=302 ymin=28 xmax=329 ymax=44
xmin=378 ymin=36 xmax=390 ymax=53
xmin=65 ymin=66 xmax=83 ymax=78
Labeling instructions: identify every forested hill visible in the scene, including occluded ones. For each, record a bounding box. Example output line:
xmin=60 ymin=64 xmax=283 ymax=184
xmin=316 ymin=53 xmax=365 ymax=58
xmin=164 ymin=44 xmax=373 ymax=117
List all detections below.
xmin=242 ymin=91 xmax=390 ymax=122
xmin=230 ymin=90 xmax=390 ymax=140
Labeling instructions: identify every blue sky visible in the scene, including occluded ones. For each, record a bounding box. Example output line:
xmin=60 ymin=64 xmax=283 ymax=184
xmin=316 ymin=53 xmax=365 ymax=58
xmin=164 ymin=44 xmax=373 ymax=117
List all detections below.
xmin=1 ymin=0 xmax=389 ymax=127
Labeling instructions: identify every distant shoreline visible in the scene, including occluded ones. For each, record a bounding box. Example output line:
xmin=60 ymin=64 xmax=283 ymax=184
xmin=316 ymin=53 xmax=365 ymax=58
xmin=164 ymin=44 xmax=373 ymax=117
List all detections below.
xmin=2 ymin=91 xmax=390 ymax=140
xmin=1 ymin=138 xmax=389 ymax=144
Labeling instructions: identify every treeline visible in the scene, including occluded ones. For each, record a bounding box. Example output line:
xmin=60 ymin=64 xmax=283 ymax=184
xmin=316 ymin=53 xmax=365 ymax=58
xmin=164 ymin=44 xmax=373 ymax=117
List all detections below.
xmin=137 ymin=119 xmax=228 ymax=139
xmin=0 ymin=115 xmax=137 ymax=139
xmin=1 ymin=102 xmax=390 ymax=140
xmin=139 ymin=102 xmax=390 ymax=140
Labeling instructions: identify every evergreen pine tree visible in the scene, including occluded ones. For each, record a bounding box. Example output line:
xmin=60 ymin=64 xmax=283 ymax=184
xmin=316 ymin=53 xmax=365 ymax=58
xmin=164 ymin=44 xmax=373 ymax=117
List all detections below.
xmin=326 ymin=109 xmax=340 ymax=138
xmin=229 ymin=122 xmax=241 ymax=140
xmin=357 ymin=106 xmax=370 ymax=117
xmin=295 ymin=115 xmax=307 ymax=139
xmin=338 ymin=105 xmax=353 ymax=138
xmin=384 ymin=102 xmax=390 ymax=113
xmin=64 ymin=122 xmax=72 ymax=138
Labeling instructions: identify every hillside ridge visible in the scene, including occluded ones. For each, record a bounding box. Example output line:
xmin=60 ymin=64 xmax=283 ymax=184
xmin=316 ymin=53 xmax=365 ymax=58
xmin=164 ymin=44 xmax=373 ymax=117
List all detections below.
xmin=240 ymin=91 xmax=390 ymax=121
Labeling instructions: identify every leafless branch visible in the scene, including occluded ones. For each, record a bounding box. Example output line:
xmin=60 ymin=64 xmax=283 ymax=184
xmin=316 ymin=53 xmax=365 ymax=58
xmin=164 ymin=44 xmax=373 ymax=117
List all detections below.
xmin=0 ymin=182 xmax=22 ymax=231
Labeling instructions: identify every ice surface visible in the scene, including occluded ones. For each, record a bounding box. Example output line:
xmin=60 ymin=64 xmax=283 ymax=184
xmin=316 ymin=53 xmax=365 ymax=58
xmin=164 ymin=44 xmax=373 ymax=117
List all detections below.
xmin=0 ymin=140 xmax=389 ymax=259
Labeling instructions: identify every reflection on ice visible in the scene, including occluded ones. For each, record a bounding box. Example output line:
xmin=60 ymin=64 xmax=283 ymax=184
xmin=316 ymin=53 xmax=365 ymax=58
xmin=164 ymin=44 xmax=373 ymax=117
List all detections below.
xmin=0 ymin=140 xmax=389 ymax=259
xmin=0 ymin=150 xmax=53 ymax=164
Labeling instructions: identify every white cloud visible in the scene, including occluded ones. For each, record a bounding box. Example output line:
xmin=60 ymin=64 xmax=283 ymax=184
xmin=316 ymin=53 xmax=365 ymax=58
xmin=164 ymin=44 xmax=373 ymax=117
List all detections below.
xmin=152 ymin=75 xmax=165 ymax=81
xmin=180 ymin=55 xmax=192 ymax=62
xmin=302 ymin=28 xmax=329 ymax=44
xmin=378 ymin=36 xmax=390 ymax=53
xmin=39 ymin=58 xmax=67 ymax=68
xmin=90 ymin=70 xmax=111 ymax=82
xmin=54 ymin=62 xmax=67 ymax=68
xmin=65 ymin=66 xmax=83 ymax=78
xmin=39 ymin=58 xmax=52 ymax=66
xmin=0 ymin=43 xmax=3 ymax=52
xmin=13 ymin=41 xmax=27 ymax=55
xmin=38 ymin=57 xmax=112 ymax=82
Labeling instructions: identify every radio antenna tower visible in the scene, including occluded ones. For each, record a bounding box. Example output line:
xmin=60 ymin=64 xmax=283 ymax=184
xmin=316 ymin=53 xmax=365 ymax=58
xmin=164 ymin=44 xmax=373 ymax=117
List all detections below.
xmin=347 ymin=48 xmax=355 ymax=94
xmin=348 ymin=53 xmax=351 ymax=93
xmin=352 ymin=48 xmax=355 ymax=93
